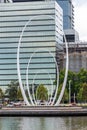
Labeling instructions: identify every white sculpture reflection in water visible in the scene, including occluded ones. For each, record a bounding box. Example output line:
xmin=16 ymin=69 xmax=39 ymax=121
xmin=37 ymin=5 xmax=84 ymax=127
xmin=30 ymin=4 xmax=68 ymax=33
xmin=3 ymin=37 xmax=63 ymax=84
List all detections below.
xmin=17 ymin=15 xmax=69 ymax=106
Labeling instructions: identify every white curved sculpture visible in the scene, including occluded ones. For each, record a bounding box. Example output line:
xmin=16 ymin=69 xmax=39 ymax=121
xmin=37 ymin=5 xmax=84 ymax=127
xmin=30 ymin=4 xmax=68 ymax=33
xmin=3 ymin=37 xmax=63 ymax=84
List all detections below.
xmin=26 ymin=48 xmax=59 ymax=106
xmin=31 ymin=70 xmax=53 ymax=105
xmin=55 ymin=34 xmax=69 ymax=105
xmin=17 ymin=15 xmax=69 ymax=106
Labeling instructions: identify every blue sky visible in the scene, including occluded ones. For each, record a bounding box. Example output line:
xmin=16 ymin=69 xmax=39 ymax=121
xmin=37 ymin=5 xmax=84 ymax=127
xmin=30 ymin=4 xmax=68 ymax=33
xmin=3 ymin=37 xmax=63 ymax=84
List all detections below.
xmin=74 ymin=0 xmax=87 ymax=41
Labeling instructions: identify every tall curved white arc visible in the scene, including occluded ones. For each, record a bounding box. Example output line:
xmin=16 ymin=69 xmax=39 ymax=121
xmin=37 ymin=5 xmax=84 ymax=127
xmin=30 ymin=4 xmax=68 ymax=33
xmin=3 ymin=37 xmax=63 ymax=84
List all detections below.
xmin=26 ymin=48 xmax=59 ymax=106
xmin=31 ymin=70 xmax=53 ymax=105
xmin=17 ymin=35 xmax=30 ymax=106
xmin=17 ymin=15 xmax=56 ymax=106
xmin=17 ymin=15 xmax=68 ymax=106
xmin=55 ymin=33 xmax=69 ymax=105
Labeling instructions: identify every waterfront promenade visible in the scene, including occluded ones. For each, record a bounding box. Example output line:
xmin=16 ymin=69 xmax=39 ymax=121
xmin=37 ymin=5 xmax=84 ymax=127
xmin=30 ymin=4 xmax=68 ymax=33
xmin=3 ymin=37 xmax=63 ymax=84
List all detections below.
xmin=0 ymin=106 xmax=87 ymax=116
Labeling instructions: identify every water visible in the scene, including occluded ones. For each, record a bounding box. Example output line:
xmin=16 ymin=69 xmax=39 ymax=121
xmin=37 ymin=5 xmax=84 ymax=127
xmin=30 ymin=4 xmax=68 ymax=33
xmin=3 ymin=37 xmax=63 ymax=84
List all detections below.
xmin=0 ymin=116 xmax=87 ymax=130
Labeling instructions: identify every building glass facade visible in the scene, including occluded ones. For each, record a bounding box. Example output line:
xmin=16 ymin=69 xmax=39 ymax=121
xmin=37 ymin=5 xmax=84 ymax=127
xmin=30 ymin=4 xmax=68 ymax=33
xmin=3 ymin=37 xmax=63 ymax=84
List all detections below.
xmin=57 ymin=0 xmax=74 ymax=29
xmin=0 ymin=1 xmax=63 ymax=89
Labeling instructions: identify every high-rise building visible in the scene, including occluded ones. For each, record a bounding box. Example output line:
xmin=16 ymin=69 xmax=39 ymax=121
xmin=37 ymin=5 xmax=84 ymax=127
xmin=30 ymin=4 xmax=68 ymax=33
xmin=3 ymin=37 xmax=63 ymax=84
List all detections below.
xmin=0 ymin=1 xmax=63 ymax=89
xmin=57 ymin=0 xmax=74 ymax=29
xmin=57 ymin=0 xmax=79 ymax=42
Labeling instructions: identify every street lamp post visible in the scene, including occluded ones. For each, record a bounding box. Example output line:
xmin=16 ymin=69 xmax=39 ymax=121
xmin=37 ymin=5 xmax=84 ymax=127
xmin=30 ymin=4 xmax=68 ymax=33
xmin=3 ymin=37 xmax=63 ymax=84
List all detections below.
xmin=69 ymin=80 xmax=71 ymax=104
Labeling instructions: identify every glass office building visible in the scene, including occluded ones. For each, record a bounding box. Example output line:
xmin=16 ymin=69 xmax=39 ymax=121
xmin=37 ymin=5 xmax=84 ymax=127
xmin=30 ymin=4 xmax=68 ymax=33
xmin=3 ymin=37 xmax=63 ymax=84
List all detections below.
xmin=0 ymin=1 xmax=63 ymax=89
xmin=57 ymin=0 xmax=79 ymax=42
xmin=57 ymin=0 xmax=74 ymax=29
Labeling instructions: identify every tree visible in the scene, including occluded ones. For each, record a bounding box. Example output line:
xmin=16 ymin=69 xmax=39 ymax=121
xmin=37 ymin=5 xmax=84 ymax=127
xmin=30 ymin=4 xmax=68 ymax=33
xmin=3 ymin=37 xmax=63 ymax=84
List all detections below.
xmin=36 ymin=84 xmax=48 ymax=101
xmin=76 ymin=69 xmax=87 ymax=102
xmin=78 ymin=68 xmax=87 ymax=83
xmin=17 ymin=88 xmax=23 ymax=101
xmin=0 ymin=88 xmax=4 ymax=99
xmin=54 ymin=68 xmax=87 ymax=103
xmin=55 ymin=84 xmax=68 ymax=103
xmin=77 ymin=83 xmax=87 ymax=103
xmin=82 ymin=83 xmax=87 ymax=102
xmin=5 ymin=80 xmax=19 ymax=101
xmin=77 ymin=87 xmax=83 ymax=102
xmin=54 ymin=69 xmax=76 ymax=103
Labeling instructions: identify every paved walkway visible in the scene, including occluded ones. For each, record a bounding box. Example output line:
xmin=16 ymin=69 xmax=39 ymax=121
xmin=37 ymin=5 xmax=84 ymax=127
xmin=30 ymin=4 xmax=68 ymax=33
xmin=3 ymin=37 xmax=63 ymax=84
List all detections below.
xmin=0 ymin=106 xmax=87 ymax=116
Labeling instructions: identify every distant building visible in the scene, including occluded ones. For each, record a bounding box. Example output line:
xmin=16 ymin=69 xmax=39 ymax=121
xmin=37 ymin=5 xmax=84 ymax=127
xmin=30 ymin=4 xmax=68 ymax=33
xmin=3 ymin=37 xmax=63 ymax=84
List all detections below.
xmin=63 ymin=42 xmax=87 ymax=72
xmin=64 ymin=29 xmax=79 ymax=42
xmin=57 ymin=0 xmax=79 ymax=42
xmin=57 ymin=0 xmax=74 ymax=29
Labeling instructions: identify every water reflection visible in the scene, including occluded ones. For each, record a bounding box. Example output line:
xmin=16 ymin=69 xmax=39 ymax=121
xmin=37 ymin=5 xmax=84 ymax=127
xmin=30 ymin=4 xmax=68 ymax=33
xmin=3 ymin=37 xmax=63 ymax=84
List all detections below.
xmin=0 ymin=117 xmax=21 ymax=130
xmin=64 ymin=117 xmax=87 ymax=130
xmin=0 ymin=116 xmax=87 ymax=130
xmin=20 ymin=117 xmax=66 ymax=130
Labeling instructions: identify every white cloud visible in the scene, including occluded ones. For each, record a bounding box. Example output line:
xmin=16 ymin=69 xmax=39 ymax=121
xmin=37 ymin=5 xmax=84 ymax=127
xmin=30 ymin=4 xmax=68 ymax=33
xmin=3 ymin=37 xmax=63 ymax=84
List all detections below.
xmin=74 ymin=1 xmax=87 ymax=41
